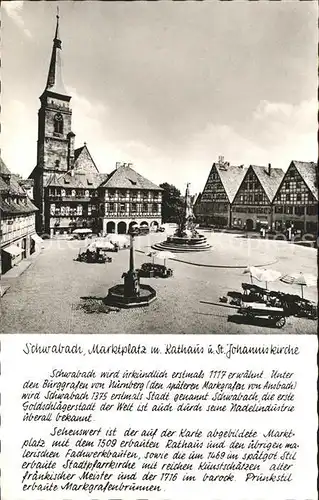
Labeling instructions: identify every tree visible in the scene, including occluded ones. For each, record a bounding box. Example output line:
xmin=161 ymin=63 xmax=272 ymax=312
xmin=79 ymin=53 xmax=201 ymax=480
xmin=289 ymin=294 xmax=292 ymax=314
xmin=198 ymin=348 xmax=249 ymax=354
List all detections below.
xmin=159 ymin=183 xmax=184 ymax=223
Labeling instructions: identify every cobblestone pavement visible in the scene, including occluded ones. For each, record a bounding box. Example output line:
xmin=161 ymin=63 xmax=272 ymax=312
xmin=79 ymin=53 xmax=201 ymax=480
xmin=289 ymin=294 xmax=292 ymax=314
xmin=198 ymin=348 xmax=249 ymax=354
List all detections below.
xmin=0 ymin=231 xmax=317 ymax=334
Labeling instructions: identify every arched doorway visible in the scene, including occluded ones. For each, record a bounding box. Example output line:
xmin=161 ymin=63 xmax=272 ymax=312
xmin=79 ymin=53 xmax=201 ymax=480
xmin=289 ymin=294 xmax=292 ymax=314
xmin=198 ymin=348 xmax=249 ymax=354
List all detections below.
xmin=246 ymin=219 xmax=254 ymax=231
xmin=107 ymin=221 xmax=116 ymax=234
xmin=140 ymin=221 xmax=149 ymax=228
xmin=118 ymin=221 xmax=127 ymax=234
xmin=150 ymin=221 xmax=159 ymax=230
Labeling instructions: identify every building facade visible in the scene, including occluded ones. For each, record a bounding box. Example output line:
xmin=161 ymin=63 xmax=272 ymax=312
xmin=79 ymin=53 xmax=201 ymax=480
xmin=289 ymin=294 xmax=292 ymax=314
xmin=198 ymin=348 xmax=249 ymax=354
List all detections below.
xmin=101 ymin=163 xmax=162 ymax=234
xmin=232 ymin=164 xmax=284 ymax=231
xmin=195 ymin=157 xmax=246 ymax=227
xmin=272 ymin=161 xmax=318 ymax=235
xmin=30 ymin=15 xmax=162 ymax=236
xmin=0 ymin=158 xmax=39 ymax=276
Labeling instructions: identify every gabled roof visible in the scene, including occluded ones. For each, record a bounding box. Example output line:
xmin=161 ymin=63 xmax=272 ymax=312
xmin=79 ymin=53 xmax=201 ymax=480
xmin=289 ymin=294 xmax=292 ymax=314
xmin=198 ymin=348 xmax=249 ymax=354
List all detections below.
xmin=74 ymin=144 xmax=99 ymax=174
xmin=291 ymin=161 xmax=318 ymax=200
xmin=194 ymin=192 xmax=202 ymax=206
xmin=0 ymin=197 xmax=38 ymax=215
xmin=100 ymin=163 xmax=162 ymax=191
xmin=250 ymin=165 xmax=285 ymax=202
xmin=74 ymin=146 xmax=85 ymax=162
xmin=0 ymin=157 xmax=11 ymax=176
xmin=44 ymin=170 xmax=102 ymax=189
xmin=0 ymin=157 xmax=38 ymax=214
xmin=215 ymin=164 xmax=247 ymax=202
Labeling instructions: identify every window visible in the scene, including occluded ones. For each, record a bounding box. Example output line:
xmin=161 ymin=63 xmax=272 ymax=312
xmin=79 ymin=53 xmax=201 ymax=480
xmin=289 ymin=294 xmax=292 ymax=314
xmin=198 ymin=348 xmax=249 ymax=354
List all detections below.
xmin=285 ymin=182 xmax=290 ymax=189
xmin=286 ymin=194 xmax=290 ymax=202
xmin=109 ymin=203 xmax=115 ymax=212
xmin=77 ymin=205 xmax=83 ymax=216
xmin=284 ymin=206 xmax=293 ymax=214
xmin=131 ymin=203 xmax=137 ymax=212
xmin=152 ymin=203 xmax=158 ymax=213
xmin=50 ymin=204 xmax=55 ymax=216
xmin=65 ymin=206 xmax=70 ymax=215
xmin=142 ymin=202 xmax=148 ymax=212
xmin=53 ymin=113 xmax=63 ymax=134
xmin=119 ymin=203 xmax=126 ymax=212
xmin=296 ymin=193 xmax=301 ymax=202
xmin=61 ymin=189 xmax=66 ymax=197
xmin=306 ymin=205 xmax=317 ymax=215
xmin=85 ymin=190 xmax=89 ymax=198
xmin=71 ymin=190 xmax=76 ymax=197
xmin=295 ymin=206 xmax=305 ymax=216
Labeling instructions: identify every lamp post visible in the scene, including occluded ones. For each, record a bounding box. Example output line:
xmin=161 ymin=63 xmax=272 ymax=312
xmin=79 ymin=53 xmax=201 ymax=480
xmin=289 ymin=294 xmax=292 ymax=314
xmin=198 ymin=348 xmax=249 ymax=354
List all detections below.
xmin=123 ymin=225 xmax=140 ymax=297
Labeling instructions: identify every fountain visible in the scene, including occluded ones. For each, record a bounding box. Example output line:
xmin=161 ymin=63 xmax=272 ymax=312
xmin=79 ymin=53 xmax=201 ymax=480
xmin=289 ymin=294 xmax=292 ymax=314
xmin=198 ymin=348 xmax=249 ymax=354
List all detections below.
xmin=153 ymin=183 xmax=211 ymax=252
xmin=106 ymin=225 xmax=156 ymax=308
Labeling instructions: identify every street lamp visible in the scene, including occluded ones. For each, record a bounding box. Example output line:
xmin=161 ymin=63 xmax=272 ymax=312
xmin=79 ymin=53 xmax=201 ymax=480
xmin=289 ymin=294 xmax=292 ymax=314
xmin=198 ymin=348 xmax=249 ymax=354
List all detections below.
xmin=123 ymin=224 xmax=140 ymax=297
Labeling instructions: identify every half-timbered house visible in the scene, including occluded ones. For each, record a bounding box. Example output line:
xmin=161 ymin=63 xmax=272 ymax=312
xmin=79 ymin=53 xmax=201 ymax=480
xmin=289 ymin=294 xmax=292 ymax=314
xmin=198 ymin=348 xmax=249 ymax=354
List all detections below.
xmin=231 ymin=164 xmax=284 ymax=231
xmin=272 ymin=161 xmax=318 ymax=235
xmin=196 ymin=158 xmax=246 ymax=227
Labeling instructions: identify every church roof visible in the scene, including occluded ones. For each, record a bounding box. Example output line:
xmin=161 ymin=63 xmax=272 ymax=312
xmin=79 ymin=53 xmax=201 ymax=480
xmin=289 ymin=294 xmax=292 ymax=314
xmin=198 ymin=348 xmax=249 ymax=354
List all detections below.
xmin=73 ymin=145 xmax=99 ymax=173
xmin=100 ymin=163 xmax=162 ymax=191
xmin=291 ymin=161 xmax=318 ymax=200
xmin=44 ymin=14 xmax=69 ymax=97
xmin=249 ymin=165 xmax=284 ymax=202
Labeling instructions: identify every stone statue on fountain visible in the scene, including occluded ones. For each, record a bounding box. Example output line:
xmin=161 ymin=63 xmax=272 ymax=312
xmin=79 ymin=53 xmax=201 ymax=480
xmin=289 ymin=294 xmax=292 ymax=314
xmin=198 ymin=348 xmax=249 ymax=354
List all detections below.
xmin=175 ymin=183 xmax=198 ymax=238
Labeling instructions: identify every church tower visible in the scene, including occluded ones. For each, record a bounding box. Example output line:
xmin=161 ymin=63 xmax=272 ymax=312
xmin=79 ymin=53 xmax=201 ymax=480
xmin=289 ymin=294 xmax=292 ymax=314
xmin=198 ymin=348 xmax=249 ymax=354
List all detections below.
xmin=32 ymin=12 xmax=75 ymax=232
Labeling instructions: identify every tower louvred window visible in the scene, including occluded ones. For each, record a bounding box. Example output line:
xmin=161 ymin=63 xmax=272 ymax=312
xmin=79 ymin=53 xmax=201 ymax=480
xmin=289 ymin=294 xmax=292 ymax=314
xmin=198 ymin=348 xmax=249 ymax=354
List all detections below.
xmin=54 ymin=113 xmax=63 ymax=134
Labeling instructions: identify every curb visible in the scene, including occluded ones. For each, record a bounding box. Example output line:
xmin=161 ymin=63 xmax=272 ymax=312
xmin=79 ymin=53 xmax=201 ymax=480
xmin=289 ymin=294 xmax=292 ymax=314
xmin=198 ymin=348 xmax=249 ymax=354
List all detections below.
xmin=135 ymin=249 xmax=278 ymax=270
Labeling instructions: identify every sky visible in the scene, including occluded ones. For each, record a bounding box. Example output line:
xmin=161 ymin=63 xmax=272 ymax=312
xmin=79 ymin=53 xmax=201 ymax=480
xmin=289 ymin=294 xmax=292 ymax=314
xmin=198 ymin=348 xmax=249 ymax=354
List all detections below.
xmin=1 ymin=0 xmax=317 ymax=195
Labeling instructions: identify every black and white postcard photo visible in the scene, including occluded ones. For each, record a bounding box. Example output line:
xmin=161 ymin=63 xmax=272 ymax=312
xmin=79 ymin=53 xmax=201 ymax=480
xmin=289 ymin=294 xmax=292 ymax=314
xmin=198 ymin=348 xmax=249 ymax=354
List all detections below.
xmin=0 ymin=0 xmax=317 ymax=335
xmin=0 ymin=2 xmax=317 ymax=499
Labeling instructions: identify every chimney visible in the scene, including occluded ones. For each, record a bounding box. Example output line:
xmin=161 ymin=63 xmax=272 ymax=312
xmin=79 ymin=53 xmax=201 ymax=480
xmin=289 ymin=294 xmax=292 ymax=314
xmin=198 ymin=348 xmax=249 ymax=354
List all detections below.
xmin=267 ymin=163 xmax=271 ymax=175
xmin=115 ymin=162 xmax=121 ymax=169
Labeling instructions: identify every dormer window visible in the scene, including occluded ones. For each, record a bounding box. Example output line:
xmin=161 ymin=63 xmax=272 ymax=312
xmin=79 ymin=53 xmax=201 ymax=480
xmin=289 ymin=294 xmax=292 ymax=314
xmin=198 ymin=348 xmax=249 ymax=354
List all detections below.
xmin=54 ymin=113 xmax=63 ymax=134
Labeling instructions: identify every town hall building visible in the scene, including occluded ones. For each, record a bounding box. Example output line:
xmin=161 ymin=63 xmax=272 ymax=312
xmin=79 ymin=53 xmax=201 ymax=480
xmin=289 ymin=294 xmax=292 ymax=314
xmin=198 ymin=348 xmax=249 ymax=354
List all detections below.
xmin=29 ymin=14 xmax=162 ymax=236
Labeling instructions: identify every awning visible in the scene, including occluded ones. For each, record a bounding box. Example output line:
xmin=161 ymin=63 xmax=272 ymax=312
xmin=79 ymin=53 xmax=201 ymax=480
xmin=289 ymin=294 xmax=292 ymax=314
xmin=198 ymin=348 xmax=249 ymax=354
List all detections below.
xmin=2 ymin=244 xmax=22 ymax=256
xmin=31 ymin=233 xmax=43 ymax=244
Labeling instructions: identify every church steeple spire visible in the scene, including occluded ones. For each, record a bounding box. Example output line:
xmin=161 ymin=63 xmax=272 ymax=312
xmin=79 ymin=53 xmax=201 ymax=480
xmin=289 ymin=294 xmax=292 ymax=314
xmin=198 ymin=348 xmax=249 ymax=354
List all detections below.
xmin=45 ymin=9 xmax=67 ymax=95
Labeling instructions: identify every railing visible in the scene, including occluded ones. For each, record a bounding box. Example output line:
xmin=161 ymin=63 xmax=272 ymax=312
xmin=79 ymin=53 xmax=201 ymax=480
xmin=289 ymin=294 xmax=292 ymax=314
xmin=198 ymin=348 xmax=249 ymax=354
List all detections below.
xmin=48 ymin=196 xmax=91 ymax=202
xmin=103 ymin=212 xmax=161 ymax=218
